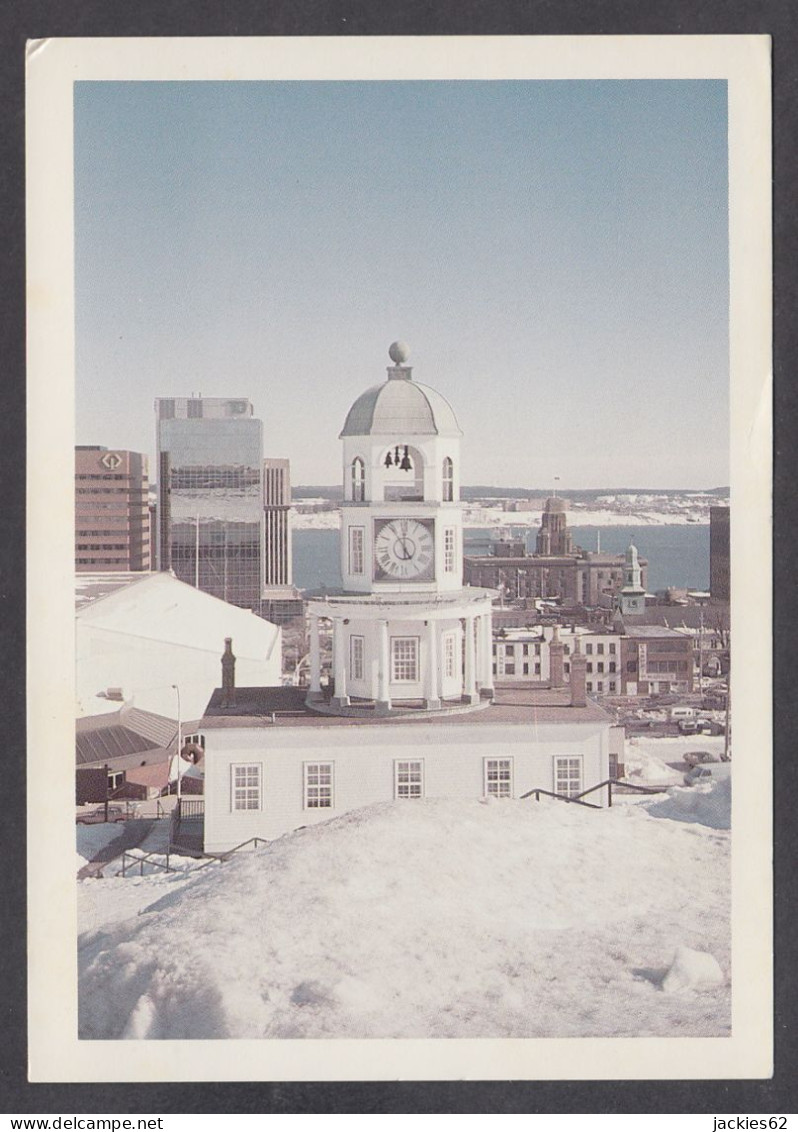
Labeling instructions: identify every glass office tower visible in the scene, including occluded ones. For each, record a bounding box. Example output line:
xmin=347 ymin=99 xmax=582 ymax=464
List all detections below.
xmin=156 ymin=398 xmax=263 ymax=608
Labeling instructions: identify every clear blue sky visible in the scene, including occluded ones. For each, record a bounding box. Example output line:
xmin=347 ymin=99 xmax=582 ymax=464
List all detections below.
xmin=75 ymin=80 xmax=728 ymax=488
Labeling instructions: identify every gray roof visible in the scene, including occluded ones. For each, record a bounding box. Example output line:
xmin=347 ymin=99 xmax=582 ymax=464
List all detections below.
xmin=340 ymin=377 xmax=462 ymax=438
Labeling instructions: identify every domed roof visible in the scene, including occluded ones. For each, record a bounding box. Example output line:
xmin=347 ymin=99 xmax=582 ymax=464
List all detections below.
xmin=339 ymin=344 xmax=462 ymax=439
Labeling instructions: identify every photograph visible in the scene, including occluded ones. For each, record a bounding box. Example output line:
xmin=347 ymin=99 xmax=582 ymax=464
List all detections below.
xmin=26 ymin=35 xmax=772 ymax=1082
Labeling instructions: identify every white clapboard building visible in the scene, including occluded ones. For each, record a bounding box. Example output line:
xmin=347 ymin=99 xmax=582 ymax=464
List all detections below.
xmin=194 ymin=344 xmax=617 ymax=853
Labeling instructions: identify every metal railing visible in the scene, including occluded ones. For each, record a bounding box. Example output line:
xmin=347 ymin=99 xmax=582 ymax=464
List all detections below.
xmin=522 ymin=777 xmax=673 ymax=810
xmin=117 ymin=850 xmax=177 ymax=877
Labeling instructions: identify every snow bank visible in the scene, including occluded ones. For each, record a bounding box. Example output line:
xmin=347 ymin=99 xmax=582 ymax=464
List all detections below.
xmin=662 ymin=946 xmax=725 ymax=993
xmin=645 ymin=777 xmax=731 ymax=831
xmin=79 ymin=798 xmax=730 ymax=1040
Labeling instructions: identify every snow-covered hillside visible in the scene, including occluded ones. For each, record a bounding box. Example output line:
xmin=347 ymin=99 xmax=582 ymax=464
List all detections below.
xmin=79 ymin=791 xmax=730 ymax=1040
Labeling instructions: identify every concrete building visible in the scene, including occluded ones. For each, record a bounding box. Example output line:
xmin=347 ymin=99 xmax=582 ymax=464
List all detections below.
xmin=619 ymin=625 xmax=694 ymax=696
xmin=184 ymin=344 xmax=617 ymax=854
xmin=710 ymin=506 xmax=730 ymax=603
xmin=75 ymin=447 xmax=150 ymax=572
xmin=260 ymin=457 xmax=303 ymax=624
xmin=464 ymin=514 xmax=647 ymax=608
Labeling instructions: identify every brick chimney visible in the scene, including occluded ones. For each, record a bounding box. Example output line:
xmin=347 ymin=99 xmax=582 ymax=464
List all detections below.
xmin=221 ymin=637 xmax=236 ymax=707
xmin=549 ymin=625 xmax=565 ymax=689
xmin=569 ymin=637 xmax=587 ymax=707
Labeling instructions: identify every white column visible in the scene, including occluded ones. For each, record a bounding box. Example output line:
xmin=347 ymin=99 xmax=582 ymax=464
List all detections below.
xmin=308 ymin=616 xmax=322 ymax=701
xmin=479 ymin=611 xmax=494 ymax=696
xmin=463 ymin=614 xmax=478 ymax=703
xmin=332 ymin=619 xmax=349 ymax=707
xmin=376 ymin=620 xmax=391 ymax=713
xmin=424 ymin=620 xmax=441 ymax=710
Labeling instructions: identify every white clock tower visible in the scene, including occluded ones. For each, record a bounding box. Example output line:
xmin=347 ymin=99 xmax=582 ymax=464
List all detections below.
xmin=306 ymin=343 xmax=495 ymax=715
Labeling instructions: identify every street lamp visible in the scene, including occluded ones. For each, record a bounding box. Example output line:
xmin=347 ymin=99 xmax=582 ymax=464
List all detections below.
xmin=171 ymin=684 xmax=182 ymax=800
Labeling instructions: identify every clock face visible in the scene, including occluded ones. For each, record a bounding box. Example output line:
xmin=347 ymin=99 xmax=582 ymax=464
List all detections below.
xmin=374 ymin=518 xmax=435 ymax=581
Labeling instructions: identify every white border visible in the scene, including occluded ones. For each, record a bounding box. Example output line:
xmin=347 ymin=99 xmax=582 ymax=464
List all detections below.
xmin=26 ymin=35 xmax=772 ymax=1082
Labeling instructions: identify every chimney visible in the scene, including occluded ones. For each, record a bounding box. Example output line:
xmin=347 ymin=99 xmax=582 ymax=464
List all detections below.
xmin=221 ymin=637 xmax=236 ymax=707
xmin=569 ymin=637 xmax=587 ymax=707
xmin=549 ymin=624 xmax=565 ymax=689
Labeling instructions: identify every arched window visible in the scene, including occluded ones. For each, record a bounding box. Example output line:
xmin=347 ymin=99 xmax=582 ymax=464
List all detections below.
xmin=351 ymin=458 xmax=365 ymax=502
xmin=442 ymin=456 xmax=454 ymax=502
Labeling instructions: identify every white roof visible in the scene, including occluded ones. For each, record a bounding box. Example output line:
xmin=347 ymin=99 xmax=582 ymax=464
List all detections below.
xmin=76 ymin=572 xmax=279 ymax=657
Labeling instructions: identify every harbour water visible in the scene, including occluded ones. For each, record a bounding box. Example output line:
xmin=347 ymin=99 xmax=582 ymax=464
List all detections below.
xmin=293 ymin=523 xmax=710 ymax=596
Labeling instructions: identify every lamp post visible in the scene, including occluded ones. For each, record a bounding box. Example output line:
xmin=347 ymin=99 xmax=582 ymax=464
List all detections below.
xmin=171 ymin=683 xmax=182 ymax=801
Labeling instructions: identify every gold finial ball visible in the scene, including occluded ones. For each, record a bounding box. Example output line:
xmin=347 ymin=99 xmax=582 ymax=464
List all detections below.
xmin=388 ymin=341 xmax=410 ymax=364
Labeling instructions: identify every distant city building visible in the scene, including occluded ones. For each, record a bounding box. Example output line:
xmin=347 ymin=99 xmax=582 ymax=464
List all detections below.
xmin=155 ymin=397 xmax=298 ymax=619
xmin=535 ymin=496 xmax=574 ymax=555
xmin=464 ymin=499 xmax=647 ymax=608
xmin=618 ymin=542 xmax=646 ymax=617
xmin=75 ymin=446 xmax=150 ymax=573
xmin=492 ymin=622 xmax=693 ymax=697
xmin=710 ymin=506 xmax=730 ymax=603
xmin=261 ymin=457 xmax=303 ymax=624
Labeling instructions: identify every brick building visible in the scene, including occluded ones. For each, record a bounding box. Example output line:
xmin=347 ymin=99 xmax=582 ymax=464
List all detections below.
xmin=75 ymin=447 xmax=151 ymax=572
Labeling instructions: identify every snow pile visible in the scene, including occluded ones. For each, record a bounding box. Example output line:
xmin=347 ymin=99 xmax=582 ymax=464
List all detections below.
xmin=623 ymin=745 xmax=683 ymax=787
xmin=79 ymin=798 xmax=730 ymax=1040
xmin=662 ymin=946 xmax=725 ymax=994
xmin=645 ymin=777 xmax=731 ymax=831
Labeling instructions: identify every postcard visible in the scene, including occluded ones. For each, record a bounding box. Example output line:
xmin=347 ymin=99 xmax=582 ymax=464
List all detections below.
xmin=26 ymin=34 xmax=771 ymax=1081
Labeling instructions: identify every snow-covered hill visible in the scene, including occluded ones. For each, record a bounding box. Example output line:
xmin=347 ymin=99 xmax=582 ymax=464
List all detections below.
xmin=79 ymin=792 xmax=730 ymax=1040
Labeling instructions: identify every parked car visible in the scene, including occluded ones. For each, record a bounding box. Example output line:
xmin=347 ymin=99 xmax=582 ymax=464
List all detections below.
xmin=678 ymin=719 xmax=699 ymax=735
xmin=76 ymin=804 xmax=127 ymax=824
xmin=683 ymin=750 xmax=722 ymax=768
xmin=683 ymin=763 xmax=732 ymax=787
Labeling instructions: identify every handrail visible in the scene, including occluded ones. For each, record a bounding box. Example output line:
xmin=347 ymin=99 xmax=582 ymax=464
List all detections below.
xmin=192 ymin=836 xmax=269 ymax=869
xmin=519 ymin=787 xmax=602 ymax=810
xmin=117 ymin=850 xmax=177 ymax=877
xmin=521 ymin=777 xmax=671 ymax=810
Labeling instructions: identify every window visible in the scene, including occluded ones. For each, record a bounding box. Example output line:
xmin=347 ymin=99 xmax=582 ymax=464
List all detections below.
xmin=484 ymin=758 xmax=513 ymax=798
xmin=505 ymin=664 xmax=516 ymax=675
xmin=442 ymin=456 xmax=454 ymax=502
xmin=505 ymin=644 xmax=515 ymax=657
xmin=610 ymin=643 xmax=617 ymax=654
xmin=443 ymin=633 xmax=457 ymax=679
xmin=609 ymin=681 xmax=617 ymax=692
xmin=348 ymin=526 xmax=365 ymax=574
xmin=586 ymin=681 xmax=593 ymax=692
xmin=391 ymin=637 xmax=419 ymax=682
xmin=444 ymin=527 xmax=456 ymax=572
xmin=184 ymin=733 xmax=206 ymax=748
xmin=586 ymin=663 xmax=593 ymax=673
xmin=597 ymin=681 xmax=604 ymax=692
xmin=609 ymin=661 xmax=616 ymax=673
xmin=564 ymin=662 xmax=570 ymax=674
xmin=187 ymin=398 xmax=203 ymax=419
xmin=351 ymin=458 xmax=365 ymax=502
xmin=597 ymin=662 xmax=604 ymax=673
xmin=554 ymin=756 xmax=583 ymax=798
xmin=534 ymin=663 xmax=541 ymax=675
xmin=350 ymin=635 xmax=364 ymax=681
xmin=534 ymin=643 xmax=541 ymax=655
xmin=585 ymin=643 xmax=593 ymax=655
xmin=523 ymin=663 xmax=529 ymax=675
xmin=304 ymin=763 xmax=333 ymax=809
xmin=232 ymin=763 xmax=261 ymax=811
xmin=597 ymin=643 xmax=604 ymax=655
xmin=395 ymin=760 xmax=424 ymax=799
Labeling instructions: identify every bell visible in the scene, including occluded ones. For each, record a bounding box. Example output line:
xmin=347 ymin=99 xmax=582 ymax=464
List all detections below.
xmin=384 ymin=451 xmax=393 ymax=468
xmin=399 ymin=444 xmax=412 ymax=471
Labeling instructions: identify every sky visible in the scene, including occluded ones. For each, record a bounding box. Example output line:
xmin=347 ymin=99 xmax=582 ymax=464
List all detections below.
xmin=74 ymin=80 xmax=729 ymax=489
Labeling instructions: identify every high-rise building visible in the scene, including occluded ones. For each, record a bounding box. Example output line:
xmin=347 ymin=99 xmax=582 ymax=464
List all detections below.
xmin=710 ymin=505 xmax=730 ymax=603
xmin=75 ymin=446 xmax=151 ymax=572
xmin=263 ymin=458 xmax=292 ymax=588
xmin=155 ymin=397 xmax=264 ymax=608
